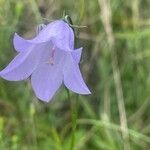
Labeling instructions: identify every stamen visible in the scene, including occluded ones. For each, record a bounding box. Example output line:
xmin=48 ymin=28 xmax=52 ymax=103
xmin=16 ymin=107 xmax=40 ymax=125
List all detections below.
xmin=51 ymin=47 xmax=55 ymax=58
xmin=46 ymin=46 xmax=55 ymax=65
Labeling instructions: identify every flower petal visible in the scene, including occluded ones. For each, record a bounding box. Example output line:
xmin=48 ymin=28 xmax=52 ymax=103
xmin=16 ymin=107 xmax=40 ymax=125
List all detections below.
xmin=31 ymin=63 xmax=63 ymax=102
xmin=71 ymin=47 xmax=82 ymax=63
xmin=13 ymin=21 xmax=74 ymax=53
xmin=63 ymin=53 xmax=91 ymax=94
xmin=34 ymin=20 xmax=74 ymax=49
xmin=14 ymin=24 xmax=46 ymax=52
xmin=13 ymin=33 xmax=33 ymax=52
xmin=0 ymin=43 xmax=47 ymax=81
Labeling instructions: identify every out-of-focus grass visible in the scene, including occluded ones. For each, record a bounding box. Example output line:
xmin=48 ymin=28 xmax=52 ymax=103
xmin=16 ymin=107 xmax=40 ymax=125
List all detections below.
xmin=0 ymin=0 xmax=150 ymax=149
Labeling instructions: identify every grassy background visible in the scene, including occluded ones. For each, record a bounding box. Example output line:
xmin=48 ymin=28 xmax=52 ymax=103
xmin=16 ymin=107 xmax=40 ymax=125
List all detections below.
xmin=0 ymin=0 xmax=150 ymax=149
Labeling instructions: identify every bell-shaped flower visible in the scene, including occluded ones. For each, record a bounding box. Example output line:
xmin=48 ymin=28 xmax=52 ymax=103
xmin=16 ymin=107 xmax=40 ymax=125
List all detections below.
xmin=0 ymin=20 xmax=91 ymax=102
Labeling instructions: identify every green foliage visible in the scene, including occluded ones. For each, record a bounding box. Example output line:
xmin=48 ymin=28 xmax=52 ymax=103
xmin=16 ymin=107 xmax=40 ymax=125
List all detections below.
xmin=0 ymin=0 xmax=150 ymax=149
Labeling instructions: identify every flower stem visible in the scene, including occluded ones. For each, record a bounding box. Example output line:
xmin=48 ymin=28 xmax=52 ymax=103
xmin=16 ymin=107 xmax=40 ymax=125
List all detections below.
xmin=66 ymin=89 xmax=77 ymax=150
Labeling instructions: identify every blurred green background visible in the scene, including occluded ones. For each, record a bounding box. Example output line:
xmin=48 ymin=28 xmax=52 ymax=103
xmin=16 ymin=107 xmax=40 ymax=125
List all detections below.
xmin=0 ymin=0 xmax=150 ymax=149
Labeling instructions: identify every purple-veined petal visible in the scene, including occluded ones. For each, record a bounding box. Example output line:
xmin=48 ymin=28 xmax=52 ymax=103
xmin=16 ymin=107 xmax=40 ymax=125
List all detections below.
xmin=31 ymin=63 xmax=63 ymax=102
xmin=71 ymin=47 xmax=82 ymax=63
xmin=0 ymin=43 xmax=48 ymax=81
xmin=63 ymin=53 xmax=91 ymax=94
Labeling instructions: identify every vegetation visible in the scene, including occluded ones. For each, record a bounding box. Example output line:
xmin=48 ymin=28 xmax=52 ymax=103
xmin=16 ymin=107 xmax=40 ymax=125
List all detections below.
xmin=0 ymin=0 xmax=150 ymax=149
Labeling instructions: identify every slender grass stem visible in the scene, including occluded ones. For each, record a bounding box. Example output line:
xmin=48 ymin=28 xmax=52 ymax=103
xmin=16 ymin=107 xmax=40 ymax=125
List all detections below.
xmin=78 ymin=119 xmax=150 ymax=144
xmin=98 ymin=0 xmax=130 ymax=149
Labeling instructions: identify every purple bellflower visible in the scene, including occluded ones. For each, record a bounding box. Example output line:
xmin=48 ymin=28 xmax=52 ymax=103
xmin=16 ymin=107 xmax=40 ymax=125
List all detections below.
xmin=0 ymin=20 xmax=91 ymax=102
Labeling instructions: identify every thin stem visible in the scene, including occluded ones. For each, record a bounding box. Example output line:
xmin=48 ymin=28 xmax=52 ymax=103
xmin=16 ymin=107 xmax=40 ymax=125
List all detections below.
xmin=66 ymin=89 xmax=77 ymax=150
xmin=29 ymin=103 xmax=38 ymax=150
xmin=27 ymin=83 xmax=38 ymax=150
